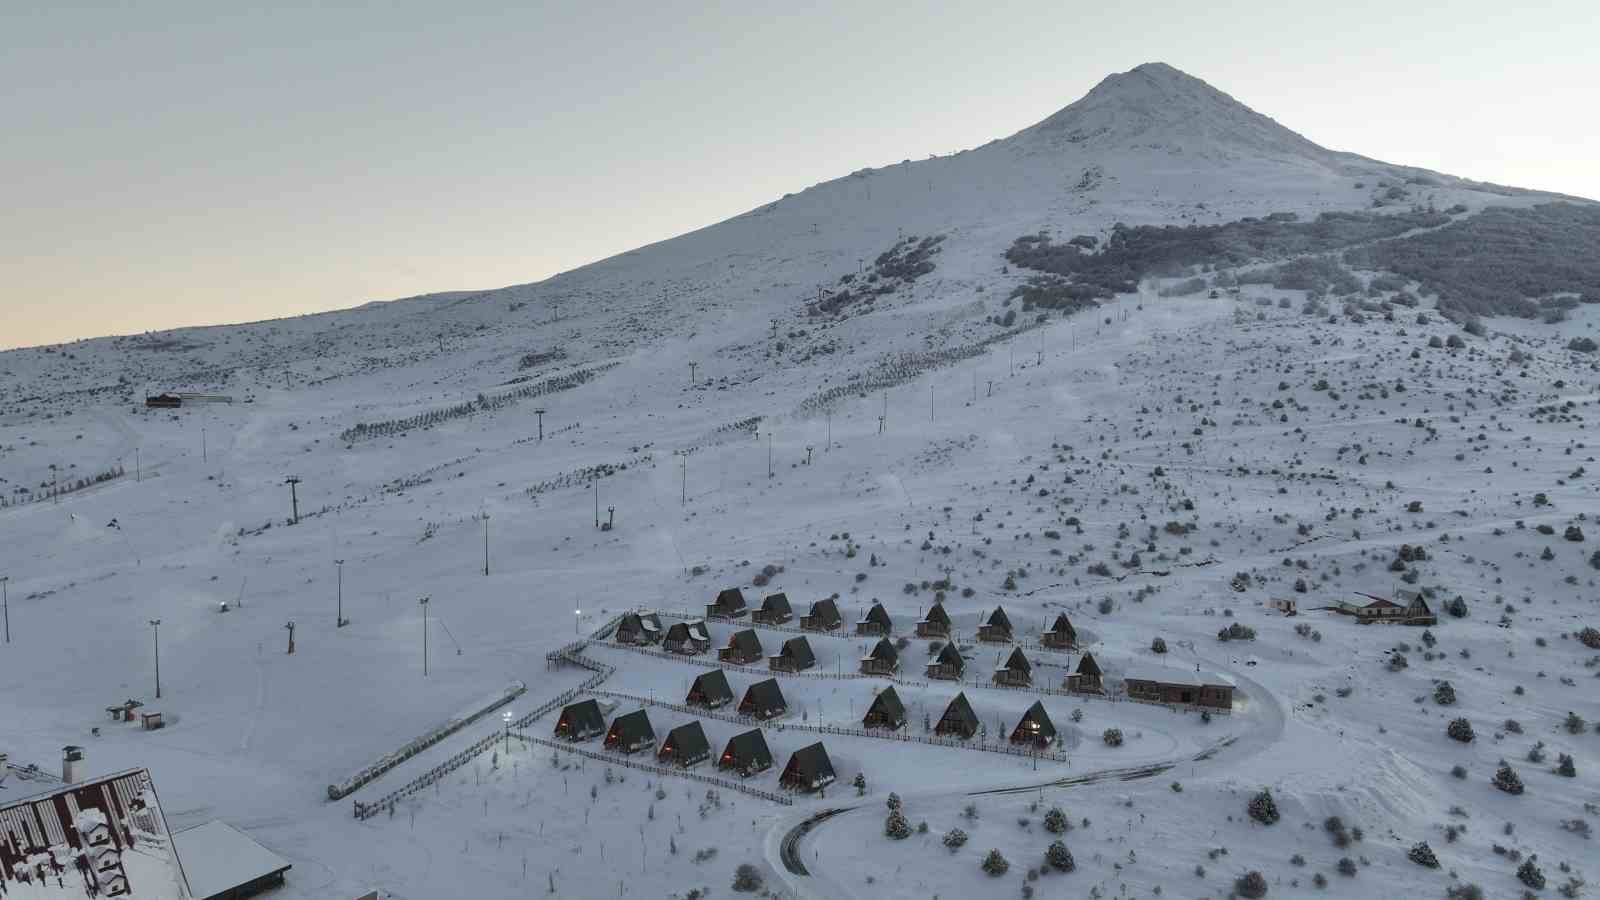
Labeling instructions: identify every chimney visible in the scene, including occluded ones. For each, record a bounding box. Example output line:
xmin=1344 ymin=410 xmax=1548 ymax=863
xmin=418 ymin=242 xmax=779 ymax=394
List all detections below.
xmin=62 ymin=745 xmax=84 ymax=783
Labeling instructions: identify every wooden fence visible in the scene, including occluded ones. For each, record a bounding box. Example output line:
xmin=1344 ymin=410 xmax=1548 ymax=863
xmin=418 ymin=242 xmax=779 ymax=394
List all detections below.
xmin=512 ymin=732 xmax=792 ymax=806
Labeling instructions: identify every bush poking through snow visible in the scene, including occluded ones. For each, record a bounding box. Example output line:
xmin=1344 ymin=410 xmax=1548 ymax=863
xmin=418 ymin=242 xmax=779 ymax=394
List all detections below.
xmin=1556 ymin=753 xmax=1577 ymax=777
xmin=1248 ymin=790 xmax=1280 ymax=825
xmin=1579 ymin=627 xmax=1600 ymax=650
xmin=1433 ymin=680 xmax=1457 ymax=705
xmin=1045 ymin=841 xmax=1075 ymax=872
xmin=884 ymin=809 xmax=911 ymax=840
xmin=942 ymin=828 xmax=968 ymax=852
xmin=1043 ymin=807 xmax=1068 ymax=834
xmin=1493 ymin=761 xmax=1525 ymax=795
xmin=1235 ymin=870 xmax=1269 ymax=898
xmin=731 ymin=863 xmax=763 ymax=893
xmin=1446 ymin=718 xmax=1475 ymax=743
xmin=1517 ymin=856 xmax=1546 ymax=889
xmin=1407 ymin=841 xmax=1439 ymax=868
xmin=981 ymin=849 xmax=1010 ymax=877
xmin=1102 ymin=728 xmax=1124 ymax=747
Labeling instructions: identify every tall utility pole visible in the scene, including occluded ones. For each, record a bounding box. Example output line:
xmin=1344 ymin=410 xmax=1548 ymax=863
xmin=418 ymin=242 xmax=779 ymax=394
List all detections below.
xmin=284 ymin=620 xmax=296 ymax=655
xmin=201 ymin=423 xmax=207 ymax=463
xmin=49 ymin=464 xmax=59 ymax=503
xmin=930 ymin=385 xmax=935 ymax=423
xmin=482 ymin=513 xmax=491 ymax=576
xmin=419 ymin=596 xmax=431 ymax=676
xmin=2 ymin=575 xmax=9 ymax=643
xmin=688 ymin=361 xmax=697 ymax=386
xmin=534 ymin=409 xmax=545 ymax=442
xmin=334 ymin=559 xmax=346 ymax=628
xmin=825 ymin=409 xmax=831 ymax=450
xmin=284 ymin=476 xmax=302 ymax=525
xmin=148 ymin=619 xmax=162 ymax=699
xmin=593 ymin=481 xmax=600 ymax=528
xmin=767 ymin=432 xmax=773 ymax=478
xmin=135 ymin=448 xmax=141 ymax=483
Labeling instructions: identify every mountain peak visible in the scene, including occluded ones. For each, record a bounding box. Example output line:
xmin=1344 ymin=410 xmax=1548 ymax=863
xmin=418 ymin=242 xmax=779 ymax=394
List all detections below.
xmin=1019 ymin=62 xmax=1332 ymax=162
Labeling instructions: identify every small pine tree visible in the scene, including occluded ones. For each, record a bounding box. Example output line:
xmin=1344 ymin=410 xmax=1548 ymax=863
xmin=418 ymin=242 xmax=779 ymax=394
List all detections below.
xmin=1151 ymin=637 xmax=1167 ymax=654
xmin=1248 ymin=789 xmax=1280 ymax=825
xmin=1433 ymin=680 xmax=1456 ymax=705
xmin=1235 ymin=870 xmax=1269 ymax=898
xmin=942 ymin=828 xmax=968 ymax=852
xmin=1407 ymin=842 xmax=1439 ymax=868
xmin=1446 ymin=718 xmax=1475 ymax=743
xmin=1517 ymin=857 xmax=1545 ymax=889
xmin=884 ymin=809 xmax=911 ymax=840
xmin=886 ymin=792 xmax=902 ymax=811
xmin=1556 ymin=753 xmax=1577 ymax=777
xmin=1493 ymin=762 xmax=1525 ymax=795
xmin=853 ymin=773 xmax=867 ymax=796
xmin=1045 ymin=840 xmax=1075 ymax=872
xmin=1102 ymin=728 xmax=1124 ymax=747
xmin=981 ymin=849 xmax=1010 ymax=877
xmin=1043 ymin=807 xmax=1068 ymax=834
xmin=732 ymin=863 xmax=764 ymax=893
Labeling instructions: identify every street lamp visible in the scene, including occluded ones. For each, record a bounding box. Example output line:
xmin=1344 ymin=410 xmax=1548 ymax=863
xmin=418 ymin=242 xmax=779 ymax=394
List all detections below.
xmin=574 ymin=608 xmax=581 ymax=636
xmin=482 ymin=512 xmax=491 ymax=576
xmin=334 ymin=559 xmax=346 ymax=628
xmin=419 ymin=596 xmax=431 ymax=676
xmin=148 ymin=619 xmax=162 ymax=699
xmin=1 ymin=575 xmax=9 ymax=644
xmin=503 ymin=709 xmax=514 ymax=753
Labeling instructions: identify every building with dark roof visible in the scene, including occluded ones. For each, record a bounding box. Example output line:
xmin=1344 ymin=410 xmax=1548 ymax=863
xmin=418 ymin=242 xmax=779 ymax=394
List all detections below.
xmin=859 ymin=638 xmax=899 ymax=675
xmin=935 ymin=692 xmax=980 ymax=739
xmin=780 ymin=742 xmax=836 ymax=793
xmin=719 ymin=729 xmax=774 ymax=777
xmin=925 ymin=642 xmax=965 ymax=680
xmin=1010 ymin=701 xmax=1056 ymax=748
xmin=738 ymin=678 xmax=787 ymax=720
xmin=752 ymin=592 xmax=794 ymax=625
xmin=718 ymin=628 xmax=764 ymax=665
xmin=1065 ymin=652 xmax=1103 ymax=693
xmin=977 ymin=606 xmax=1014 ymax=643
xmin=992 ymin=647 xmax=1033 ymax=687
xmin=915 ymin=602 xmax=951 ymax=638
xmin=686 ymin=669 xmax=734 ymax=709
xmin=604 ymin=709 xmax=656 ymax=754
xmin=707 ymin=588 xmax=748 ymax=619
xmin=862 ymin=687 xmax=906 ymax=730
xmin=657 ymin=721 xmax=711 ymax=767
xmin=554 ymin=699 xmax=606 ymax=741
xmin=1041 ymin=613 xmax=1078 ymax=649
xmin=664 ymin=620 xmax=710 ymax=655
xmin=801 ymin=597 xmax=842 ymax=632
xmin=769 ymin=636 xmax=816 ymax=673
xmin=616 ymin=612 xmax=664 ymax=645
xmin=856 ymin=602 xmax=892 ymax=636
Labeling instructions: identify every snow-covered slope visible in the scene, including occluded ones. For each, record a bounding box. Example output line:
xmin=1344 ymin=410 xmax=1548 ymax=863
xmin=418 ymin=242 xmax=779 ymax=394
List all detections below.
xmin=2 ymin=64 xmax=1597 ymax=900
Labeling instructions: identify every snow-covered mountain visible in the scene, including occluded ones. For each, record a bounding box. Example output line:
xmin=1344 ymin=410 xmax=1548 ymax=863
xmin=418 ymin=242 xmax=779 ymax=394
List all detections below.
xmin=3 ymin=64 xmax=1599 ymax=900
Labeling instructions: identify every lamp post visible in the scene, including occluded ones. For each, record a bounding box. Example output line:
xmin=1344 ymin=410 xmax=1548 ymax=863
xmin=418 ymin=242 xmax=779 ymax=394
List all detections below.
xmin=284 ymin=476 xmax=302 ymax=525
xmin=534 ymin=408 xmax=545 ymax=442
xmin=688 ymin=361 xmax=697 ymax=386
xmin=284 ymin=620 xmax=295 ymax=655
xmin=419 ymin=596 xmax=430 ymax=676
xmin=482 ymin=512 xmax=491 ymax=576
xmin=2 ymin=575 xmax=10 ymax=643
xmin=148 ymin=619 xmax=162 ymax=699
xmin=574 ymin=608 xmax=581 ymax=636
xmin=503 ymin=709 xmax=514 ymax=753
xmin=335 ymin=559 xmax=346 ymax=628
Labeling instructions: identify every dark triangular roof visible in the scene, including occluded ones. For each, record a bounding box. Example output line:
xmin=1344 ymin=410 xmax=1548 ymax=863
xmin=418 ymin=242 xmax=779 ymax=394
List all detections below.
xmin=760 ymin=592 xmax=793 ymax=616
xmin=662 ymin=721 xmax=710 ymax=760
xmin=618 ymin=612 xmax=663 ymax=637
xmin=608 ymin=709 xmax=655 ymax=744
xmin=1047 ymin=612 xmax=1075 ymax=637
xmin=559 ymin=698 xmax=604 ymax=732
xmin=987 ymin=606 xmax=1013 ymax=631
xmin=665 ymin=622 xmax=696 ymax=642
xmin=866 ymin=686 xmax=906 ymax=721
xmin=921 ymin=602 xmax=950 ymax=625
xmin=808 ymin=597 xmax=841 ymax=624
xmin=940 ymin=692 xmax=979 ymax=730
xmin=722 ymin=729 xmax=773 ymax=768
xmin=866 ymin=638 xmax=898 ymax=663
xmin=714 ymin=587 xmax=747 ymax=611
xmin=1017 ymin=700 xmax=1056 ymax=739
xmin=861 ymin=602 xmax=891 ymax=627
xmin=1077 ymin=651 xmax=1102 ymax=677
xmin=779 ymin=636 xmax=815 ymax=667
xmin=742 ymin=678 xmax=786 ymax=710
xmin=728 ymin=628 xmax=763 ymax=656
xmin=1002 ymin=646 xmax=1032 ymax=673
xmin=690 ymin=669 xmax=734 ymax=704
xmin=785 ymin=742 xmax=835 ymax=780
xmin=934 ymin=642 xmax=964 ymax=669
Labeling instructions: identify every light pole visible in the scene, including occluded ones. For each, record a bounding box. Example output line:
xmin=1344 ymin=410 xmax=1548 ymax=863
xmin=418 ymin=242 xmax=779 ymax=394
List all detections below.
xmin=688 ymin=361 xmax=697 ymax=386
xmin=284 ymin=620 xmax=296 ymax=655
xmin=148 ymin=619 xmax=162 ymax=699
xmin=482 ymin=512 xmax=491 ymax=576
xmin=335 ymin=559 xmax=346 ymax=628
xmin=49 ymin=464 xmax=59 ymax=503
xmin=534 ymin=409 xmax=545 ymax=442
xmin=135 ymin=447 xmax=141 ymax=482
xmin=503 ymin=709 xmax=513 ymax=753
xmin=419 ymin=596 xmax=430 ymax=676
xmin=767 ymin=432 xmax=773 ymax=478
xmin=593 ymin=481 xmax=599 ymax=529
xmin=574 ymin=608 xmax=581 ymax=635
xmin=2 ymin=575 xmax=9 ymax=643
xmin=284 ymin=476 xmax=301 ymax=525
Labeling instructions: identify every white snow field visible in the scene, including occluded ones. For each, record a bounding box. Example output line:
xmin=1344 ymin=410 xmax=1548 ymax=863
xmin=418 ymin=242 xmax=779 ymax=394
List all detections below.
xmin=3 ymin=63 xmax=1598 ymax=899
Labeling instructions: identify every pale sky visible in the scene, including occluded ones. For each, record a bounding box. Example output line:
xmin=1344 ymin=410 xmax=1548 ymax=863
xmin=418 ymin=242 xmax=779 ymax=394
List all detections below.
xmin=4 ymin=1 xmax=1595 ymax=349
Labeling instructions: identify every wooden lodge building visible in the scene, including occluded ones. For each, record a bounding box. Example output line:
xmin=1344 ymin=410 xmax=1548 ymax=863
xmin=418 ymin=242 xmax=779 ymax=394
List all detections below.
xmin=1010 ymin=701 xmax=1056 ymax=748
xmin=770 ymin=636 xmax=816 ymax=673
xmin=862 ymin=687 xmax=906 ymax=731
xmin=707 ymin=588 xmax=748 ymax=620
xmin=719 ymin=729 xmax=774 ymax=777
xmin=719 ymin=628 xmax=764 ymax=665
xmin=935 ymin=692 xmax=980 ymax=739
xmin=800 ymin=597 xmax=842 ymax=632
xmin=977 ymin=606 xmax=1014 ymax=643
xmin=604 ymin=709 xmax=656 ymax=754
xmin=856 ymin=602 xmax=892 ymax=636
xmin=1064 ymin=652 xmax=1104 ymax=694
xmin=739 ymin=678 xmax=788 ymax=720
xmin=554 ymin=699 xmax=606 ymax=741
xmin=1041 ymin=613 xmax=1078 ymax=650
xmin=1339 ymin=590 xmax=1437 ymax=626
xmin=752 ymin=592 xmax=794 ymax=625
xmin=664 ymin=620 xmax=711 ymax=655
xmin=686 ymin=669 xmax=734 ymax=709
xmin=1121 ymin=665 xmax=1235 ymax=711
xmin=992 ymin=647 xmax=1033 ymax=687
xmin=780 ymin=742 xmax=836 ymax=793
xmin=658 ymin=721 xmax=711 ymax=767
xmin=616 ymin=612 xmax=664 ymax=645
xmin=915 ymin=602 xmax=951 ymax=638
xmin=859 ymin=638 xmax=899 ymax=675
xmin=926 ymin=642 xmax=965 ymax=680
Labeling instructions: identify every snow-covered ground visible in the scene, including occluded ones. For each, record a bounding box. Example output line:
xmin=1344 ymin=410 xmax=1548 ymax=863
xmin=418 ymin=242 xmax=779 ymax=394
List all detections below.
xmin=3 ymin=63 xmax=1597 ymax=899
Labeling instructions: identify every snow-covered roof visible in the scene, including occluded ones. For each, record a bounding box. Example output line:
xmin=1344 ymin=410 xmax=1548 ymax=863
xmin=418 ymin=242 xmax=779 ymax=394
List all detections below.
xmin=1119 ymin=664 xmax=1234 ymax=688
xmin=174 ymin=820 xmax=291 ymax=900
